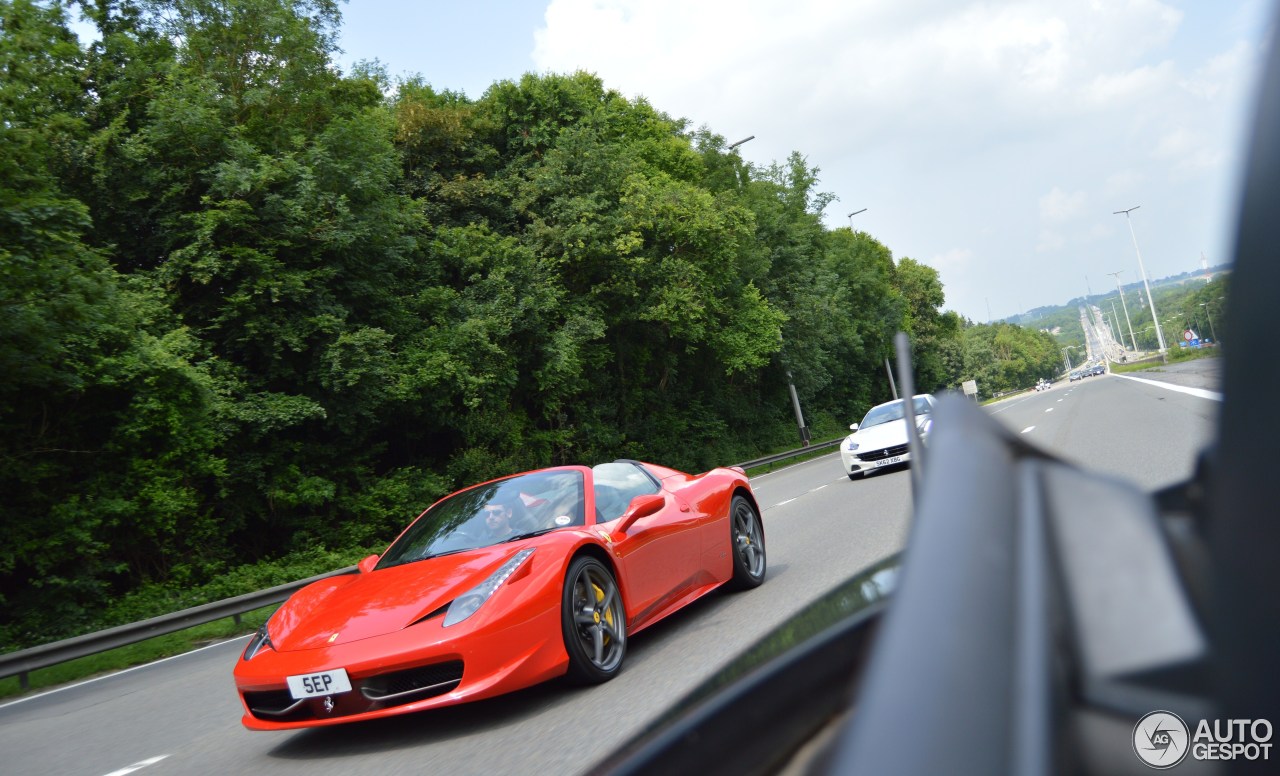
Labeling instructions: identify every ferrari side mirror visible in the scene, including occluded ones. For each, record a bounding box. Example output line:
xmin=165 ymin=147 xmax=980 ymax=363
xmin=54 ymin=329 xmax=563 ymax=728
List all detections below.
xmin=357 ymin=554 xmax=380 ymax=573
xmin=616 ymin=493 xmax=666 ymax=533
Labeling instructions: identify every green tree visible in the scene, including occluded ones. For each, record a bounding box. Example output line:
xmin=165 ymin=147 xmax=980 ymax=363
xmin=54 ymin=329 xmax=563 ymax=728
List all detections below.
xmin=1 ymin=0 xmax=225 ymax=643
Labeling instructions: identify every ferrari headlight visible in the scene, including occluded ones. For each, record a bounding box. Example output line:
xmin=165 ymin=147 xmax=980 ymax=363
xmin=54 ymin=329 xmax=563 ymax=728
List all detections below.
xmin=242 ymin=623 xmax=273 ymax=661
xmin=443 ymin=548 xmax=535 ymax=627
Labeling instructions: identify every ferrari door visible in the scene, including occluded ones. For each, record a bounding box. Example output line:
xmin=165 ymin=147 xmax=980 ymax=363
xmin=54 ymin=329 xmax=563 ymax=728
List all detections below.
xmin=591 ymin=462 xmax=702 ymax=623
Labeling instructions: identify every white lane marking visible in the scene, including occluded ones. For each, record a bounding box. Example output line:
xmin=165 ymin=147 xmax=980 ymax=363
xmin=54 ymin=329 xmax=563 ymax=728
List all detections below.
xmin=1113 ymin=374 xmax=1224 ymax=401
xmin=1057 ymin=399 xmax=1064 ymax=402
xmin=0 ymin=636 xmax=248 ymax=710
xmin=1044 ymin=407 xmax=1054 ymax=413
xmin=776 ymin=498 xmax=797 ymax=507
xmin=989 ymin=397 xmax=1031 ymax=414
xmin=1021 ymin=426 xmax=1036 ymax=434
xmin=812 ymin=484 xmax=828 ymax=492
xmin=103 ymin=755 xmax=169 ymax=776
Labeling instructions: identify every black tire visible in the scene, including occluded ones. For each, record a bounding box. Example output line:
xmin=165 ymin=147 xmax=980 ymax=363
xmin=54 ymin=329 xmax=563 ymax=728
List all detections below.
xmin=561 ymin=556 xmax=627 ymax=684
xmin=727 ymin=495 xmax=766 ymax=590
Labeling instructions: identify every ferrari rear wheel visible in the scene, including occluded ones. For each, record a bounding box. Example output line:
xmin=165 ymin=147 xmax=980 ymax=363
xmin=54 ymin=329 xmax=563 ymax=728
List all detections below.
xmin=562 ymin=556 xmax=627 ymax=684
xmin=728 ymin=495 xmax=766 ymax=590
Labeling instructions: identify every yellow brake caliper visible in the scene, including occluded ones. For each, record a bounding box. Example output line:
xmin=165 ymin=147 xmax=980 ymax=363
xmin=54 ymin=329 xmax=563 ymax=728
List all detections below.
xmin=593 ymin=583 xmax=613 ymax=644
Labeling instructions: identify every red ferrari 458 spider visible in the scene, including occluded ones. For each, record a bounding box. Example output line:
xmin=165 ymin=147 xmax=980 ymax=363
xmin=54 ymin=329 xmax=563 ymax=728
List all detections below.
xmin=233 ymin=459 xmax=766 ymax=729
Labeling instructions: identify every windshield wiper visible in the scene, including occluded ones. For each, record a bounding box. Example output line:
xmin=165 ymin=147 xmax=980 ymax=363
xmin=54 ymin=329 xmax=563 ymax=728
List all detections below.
xmin=501 ymin=529 xmax=552 ymax=543
xmin=404 ymin=547 xmax=469 ymax=565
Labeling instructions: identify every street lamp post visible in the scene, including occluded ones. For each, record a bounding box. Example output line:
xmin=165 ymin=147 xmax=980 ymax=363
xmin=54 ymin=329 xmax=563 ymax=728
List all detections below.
xmin=1199 ymin=302 xmax=1219 ymax=344
xmin=1114 ymin=206 xmax=1166 ymax=356
xmin=1104 ymin=310 xmax=1120 ymax=350
xmin=786 ymin=370 xmax=810 ymax=447
xmin=1106 ymin=270 xmax=1139 ymax=352
xmin=779 ymin=334 xmax=810 ymax=447
xmin=1062 ymin=346 xmax=1080 ymax=373
xmin=843 ymin=207 xmax=888 ymax=395
xmin=726 ymin=136 xmax=754 ymax=188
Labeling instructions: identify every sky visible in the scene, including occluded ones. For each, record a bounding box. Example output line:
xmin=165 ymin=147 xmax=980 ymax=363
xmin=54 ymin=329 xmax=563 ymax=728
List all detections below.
xmin=331 ymin=0 xmax=1272 ymax=323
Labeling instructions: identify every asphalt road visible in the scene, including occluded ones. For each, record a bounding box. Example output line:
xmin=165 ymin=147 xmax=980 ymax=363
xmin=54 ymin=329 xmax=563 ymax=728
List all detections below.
xmin=0 ymin=364 xmax=1222 ymax=776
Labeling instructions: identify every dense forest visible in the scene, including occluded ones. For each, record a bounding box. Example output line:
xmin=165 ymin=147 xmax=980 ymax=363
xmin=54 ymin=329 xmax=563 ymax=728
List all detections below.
xmin=0 ymin=0 xmax=1063 ymax=648
xmin=1102 ymin=276 xmax=1229 ymax=351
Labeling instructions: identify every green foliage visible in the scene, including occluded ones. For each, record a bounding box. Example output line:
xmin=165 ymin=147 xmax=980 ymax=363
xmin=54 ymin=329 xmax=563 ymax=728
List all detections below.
xmin=0 ymin=0 xmax=966 ymax=651
xmin=99 ymin=545 xmax=365 ymax=627
xmin=948 ymin=321 xmax=1064 ymax=399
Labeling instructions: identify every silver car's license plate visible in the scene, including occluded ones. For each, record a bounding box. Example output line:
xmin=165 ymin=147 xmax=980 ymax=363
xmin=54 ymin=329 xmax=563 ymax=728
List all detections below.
xmin=874 ymin=455 xmax=904 ymax=468
xmin=286 ymin=668 xmax=352 ymax=699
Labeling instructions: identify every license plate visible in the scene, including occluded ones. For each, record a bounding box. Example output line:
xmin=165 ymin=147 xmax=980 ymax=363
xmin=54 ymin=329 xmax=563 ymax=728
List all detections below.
xmin=286 ymin=668 xmax=352 ymax=699
xmin=874 ymin=455 xmax=904 ymax=468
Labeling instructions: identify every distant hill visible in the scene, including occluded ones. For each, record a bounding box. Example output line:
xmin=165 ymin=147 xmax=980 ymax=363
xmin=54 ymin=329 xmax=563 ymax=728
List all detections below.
xmin=996 ymin=264 xmax=1231 ymax=348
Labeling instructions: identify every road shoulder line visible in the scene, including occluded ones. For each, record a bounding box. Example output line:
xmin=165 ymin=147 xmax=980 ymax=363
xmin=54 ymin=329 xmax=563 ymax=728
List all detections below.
xmin=1113 ymin=373 xmax=1223 ymax=401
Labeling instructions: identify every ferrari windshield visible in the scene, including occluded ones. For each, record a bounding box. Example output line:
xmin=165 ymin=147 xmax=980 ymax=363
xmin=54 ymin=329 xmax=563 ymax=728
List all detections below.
xmin=859 ymin=396 xmax=932 ymax=430
xmin=375 ymin=470 xmax=585 ymax=569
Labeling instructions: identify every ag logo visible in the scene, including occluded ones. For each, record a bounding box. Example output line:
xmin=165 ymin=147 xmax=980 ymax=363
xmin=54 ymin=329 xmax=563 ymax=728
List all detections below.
xmin=1133 ymin=710 xmax=1190 ymax=769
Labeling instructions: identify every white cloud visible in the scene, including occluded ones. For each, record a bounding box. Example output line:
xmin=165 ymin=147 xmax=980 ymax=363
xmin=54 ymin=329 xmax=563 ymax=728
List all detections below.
xmin=1081 ymin=61 xmax=1177 ymax=107
xmin=526 ymin=0 xmax=1263 ymax=321
xmin=927 ymin=248 xmax=974 ymax=272
xmin=1104 ymin=170 xmax=1144 ymax=197
xmin=1039 ymin=187 xmax=1087 ymax=223
xmin=1036 ymin=230 xmax=1066 ymax=253
xmin=1182 ymin=40 xmax=1253 ymax=99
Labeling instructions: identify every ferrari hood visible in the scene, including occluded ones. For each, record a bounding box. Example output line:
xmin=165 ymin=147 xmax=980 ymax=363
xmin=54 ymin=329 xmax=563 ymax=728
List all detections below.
xmin=268 ymin=547 xmax=521 ymax=651
xmin=849 ymin=420 xmax=931 ymax=455
xmin=849 ymin=419 xmax=912 ymax=451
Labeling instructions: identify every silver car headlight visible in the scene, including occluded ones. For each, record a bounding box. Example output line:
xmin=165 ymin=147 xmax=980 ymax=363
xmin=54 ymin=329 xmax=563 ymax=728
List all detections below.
xmin=443 ymin=548 xmax=535 ymax=627
xmin=846 ymin=438 xmax=859 ymax=451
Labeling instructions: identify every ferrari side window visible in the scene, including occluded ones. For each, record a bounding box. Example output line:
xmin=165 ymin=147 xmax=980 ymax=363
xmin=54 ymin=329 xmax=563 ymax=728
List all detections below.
xmin=591 ymin=462 xmax=661 ymax=523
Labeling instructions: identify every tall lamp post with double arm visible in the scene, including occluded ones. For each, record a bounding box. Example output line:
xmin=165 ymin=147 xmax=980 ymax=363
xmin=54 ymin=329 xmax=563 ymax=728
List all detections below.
xmin=1114 ymin=206 xmax=1166 ymax=356
xmin=1106 ymin=270 xmax=1139 ymax=352
xmin=1062 ymin=346 xmax=1080 ymax=374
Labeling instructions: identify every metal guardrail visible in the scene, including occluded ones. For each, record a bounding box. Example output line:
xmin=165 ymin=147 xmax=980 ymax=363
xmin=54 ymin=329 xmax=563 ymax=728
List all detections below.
xmin=0 ymin=440 xmax=844 ymax=690
xmin=733 ymin=438 xmax=842 ymax=470
xmin=0 ymin=567 xmax=355 ymax=689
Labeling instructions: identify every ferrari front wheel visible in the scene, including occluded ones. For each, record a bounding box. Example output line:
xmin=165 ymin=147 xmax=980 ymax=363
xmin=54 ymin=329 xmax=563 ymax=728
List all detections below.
xmin=728 ymin=495 xmax=766 ymax=590
xmin=562 ymin=556 xmax=627 ymax=684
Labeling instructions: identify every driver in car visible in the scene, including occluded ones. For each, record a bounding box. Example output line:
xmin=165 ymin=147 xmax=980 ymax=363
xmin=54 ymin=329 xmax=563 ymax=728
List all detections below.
xmin=481 ymin=496 xmax=528 ymax=539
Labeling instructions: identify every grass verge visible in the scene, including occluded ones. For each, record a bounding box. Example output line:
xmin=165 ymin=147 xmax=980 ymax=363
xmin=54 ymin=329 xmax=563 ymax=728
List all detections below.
xmin=1111 ymin=348 xmax=1220 ymax=374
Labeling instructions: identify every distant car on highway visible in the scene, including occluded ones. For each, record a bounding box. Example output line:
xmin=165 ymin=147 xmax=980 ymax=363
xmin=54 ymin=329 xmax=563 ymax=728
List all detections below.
xmin=1035 ymin=378 xmax=1052 ymax=391
xmin=1088 ymin=363 xmax=1106 ymax=376
xmin=840 ymin=394 xmax=935 ymax=481
xmin=1069 ymin=370 xmax=1083 ymax=381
